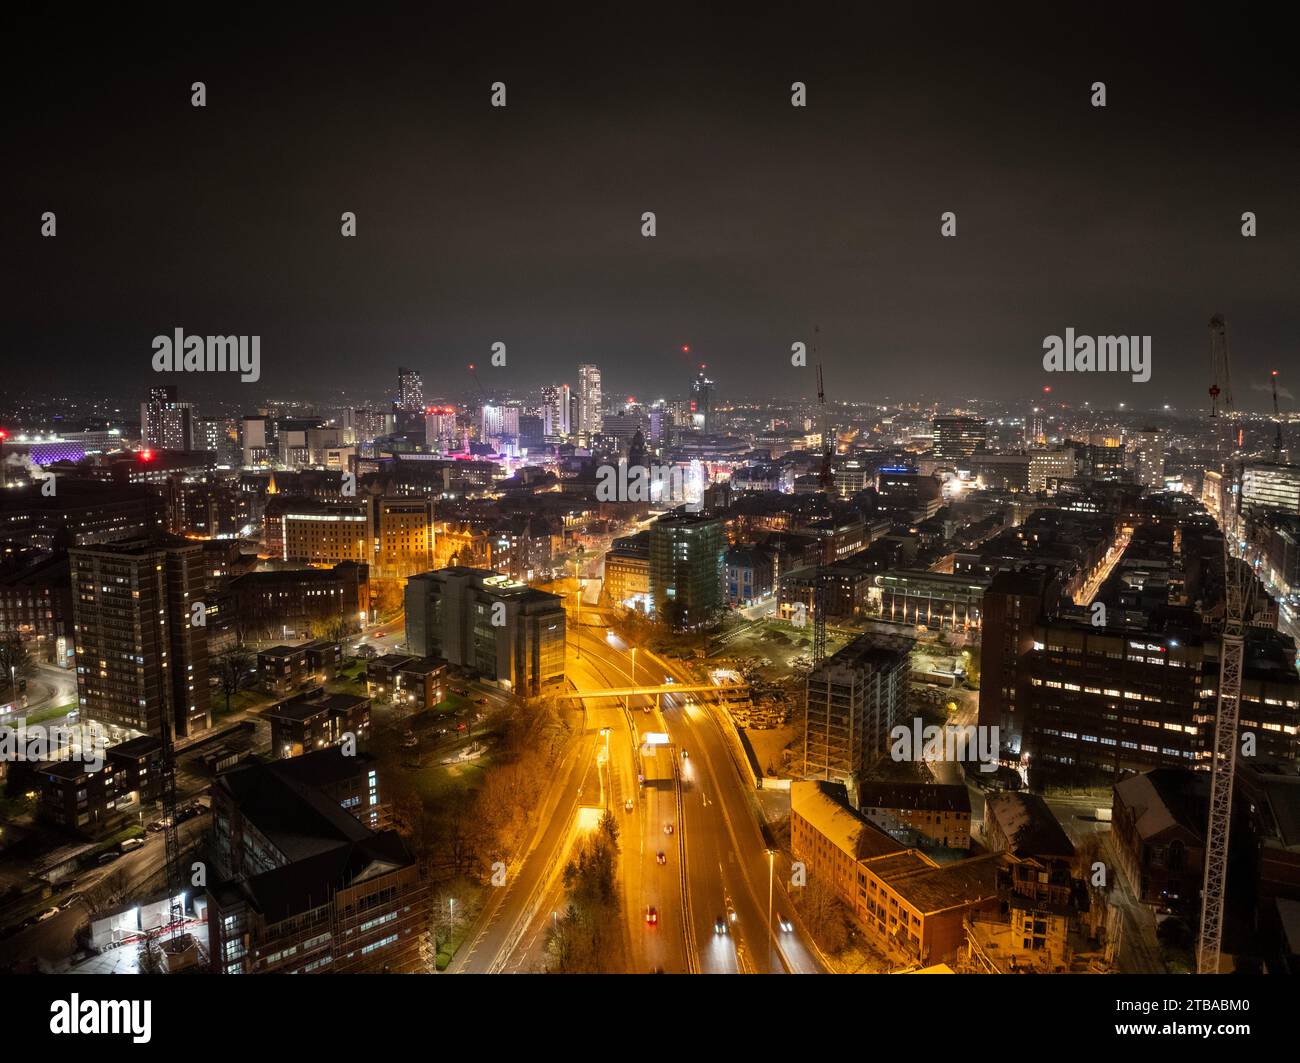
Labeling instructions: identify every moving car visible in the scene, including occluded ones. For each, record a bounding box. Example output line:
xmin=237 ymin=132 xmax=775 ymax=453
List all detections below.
xmin=645 ymin=906 xmax=658 ymax=926
xmin=777 ymin=915 xmax=793 ymax=933
xmin=663 ymin=823 xmax=674 ymax=835
xmin=38 ymin=907 xmax=60 ymax=922
xmin=714 ymin=915 xmax=728 ymax=935
xmin=656 ymin=851 xmax=666 ymax=865
xmin=624 ymin=798 xmax=634 ymax=812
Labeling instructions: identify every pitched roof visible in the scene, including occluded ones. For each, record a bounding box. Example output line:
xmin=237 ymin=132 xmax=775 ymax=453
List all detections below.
xmin=791 ymin=780 xmax=904 ymax=861
xmin=985 ymin=792 xmax=1075 ymax=858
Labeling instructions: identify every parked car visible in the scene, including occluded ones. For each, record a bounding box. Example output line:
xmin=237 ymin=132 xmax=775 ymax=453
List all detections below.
xmin=38 ymin=907 xmax=60 ymax=922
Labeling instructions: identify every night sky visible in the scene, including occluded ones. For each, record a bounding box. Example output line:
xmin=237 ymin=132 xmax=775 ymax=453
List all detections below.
xmin=8 ymin=5 xmax=1299 ymax=410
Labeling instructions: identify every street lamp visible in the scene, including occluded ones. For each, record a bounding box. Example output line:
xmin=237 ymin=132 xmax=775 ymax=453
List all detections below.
xmin=766 ymin=848 xmax=776 ymax=972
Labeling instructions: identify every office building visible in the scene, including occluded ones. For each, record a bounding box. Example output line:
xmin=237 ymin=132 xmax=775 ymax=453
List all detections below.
xmin=1028 ymin=449 xmax=1076 ymax=493
xmin=969 ymin=451 xmax=1030 ymax=492
xmin=404 ymin=567 xmax=565 ymax=695
xmin=278 ymin=501 xmax=370 ymax=565
xmin=70 ymin=537 xmax=211 ymax=740
xmin=1241 ymin=462 xmax=1300 ymax=516
xmin=875 ymin=468 xmax=942 ymax=518
xmin=648 ymin=512 xmax=725 ymax=630
xmin=932 ymin=416 xmax=988 ymax=461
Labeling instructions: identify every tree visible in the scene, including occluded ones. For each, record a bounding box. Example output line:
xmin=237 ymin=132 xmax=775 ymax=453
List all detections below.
xmin=795 ymin=871 xmax=850 ymax=954
xmin=372 ymin=578 xmax=405 ymax=620
xmin=215 ymin=644 xmax=255 ymax=714
xmin=0 ymin=632 xmax=35 ymax=700
xmin=310 ymin=613 xmax=354 ymax=644
xmin=598 ymin=808 xmax=620 ymax=847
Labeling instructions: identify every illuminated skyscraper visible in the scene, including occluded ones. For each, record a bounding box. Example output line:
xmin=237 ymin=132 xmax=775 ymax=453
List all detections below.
xmin=932 ymin=416 xmax=988 ymax=461
xmin=577 ymin=364 xmax=602 ymax=441
xmin=1131 ymin=428 xmax=1165 ymax=489
xmin=541 ymin=384 xmax=571 ymax=439
xmin=141 ymin=386 xmax=196 ymax=451
xmin=691 ymin=366 xmax=714 ymax=433
xmin=397 ymin=367 xmax=424 ymax=412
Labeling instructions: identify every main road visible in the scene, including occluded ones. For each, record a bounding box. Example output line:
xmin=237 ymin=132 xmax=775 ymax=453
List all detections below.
xmin=573 ymin=620 xmax=823 ymax=974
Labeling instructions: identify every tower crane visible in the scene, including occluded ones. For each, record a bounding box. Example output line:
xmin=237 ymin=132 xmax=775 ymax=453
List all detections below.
xmin=1197 ymin=317 xmax=1247 ymax=976
xmin=1271 ymin=369 xmax=1283 ymax=462
xmin=139 ymin=680 xmax=188 ymax=971
xmin=1208 ymin=314 xmax=1233 ymax=418
xmin=813 ymin=326 xmax=830 ymax=665
xmin=1197 ymin=535 xmax=1244 ymax=975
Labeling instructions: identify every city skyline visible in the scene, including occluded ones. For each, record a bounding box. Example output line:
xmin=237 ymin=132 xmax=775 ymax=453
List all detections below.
xmin=8 ymin=8 xmax=1300 ymax=409
xmin=3 ymin=4 xmax=1300 ymax=1016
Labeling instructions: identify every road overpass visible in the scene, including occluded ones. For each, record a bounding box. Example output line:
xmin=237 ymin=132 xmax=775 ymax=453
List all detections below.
xmin=559 ymin=682 xmax=748 ymax=700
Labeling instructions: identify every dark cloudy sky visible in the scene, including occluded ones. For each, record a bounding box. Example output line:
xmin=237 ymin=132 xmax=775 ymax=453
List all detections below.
xmin=7 ymin=4 xmax=1299 ymax=412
